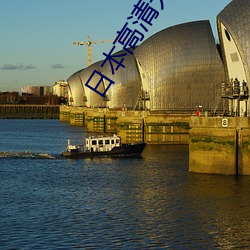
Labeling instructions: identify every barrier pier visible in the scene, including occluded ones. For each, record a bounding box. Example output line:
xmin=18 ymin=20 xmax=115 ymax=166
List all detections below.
xmin=60 ymin=106 xmax=190 ymax=144
xmin=189 ymin=117 xmax=250 ymax=175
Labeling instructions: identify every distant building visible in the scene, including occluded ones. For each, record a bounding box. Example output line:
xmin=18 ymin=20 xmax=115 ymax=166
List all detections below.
xmin=52 ymin=80 xmax=68 ymax=98
xmin=21 ymin=86 xmax=53 ymax=96
xmin=21 ymin=86 xmax=40 ymax=96
xmin=0 ymin=92 xmax=19 ymax=104
xmin=20 ymin=85 xmax=59 ymax=105
xmin=43 ymin=86 xmax=53 ymax=96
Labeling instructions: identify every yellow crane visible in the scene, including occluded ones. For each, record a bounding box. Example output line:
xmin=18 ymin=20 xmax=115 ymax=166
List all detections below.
xmin=73 ymin=35 xmax=114 ymax=66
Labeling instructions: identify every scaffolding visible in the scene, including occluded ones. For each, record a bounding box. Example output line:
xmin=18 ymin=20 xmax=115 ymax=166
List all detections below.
xmin=214 ymin=79 xmax=249 ymax=116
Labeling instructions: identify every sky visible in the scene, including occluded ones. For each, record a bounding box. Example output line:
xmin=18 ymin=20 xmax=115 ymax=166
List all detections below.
xmin=0 ymin=0 xmax=232 ymax=92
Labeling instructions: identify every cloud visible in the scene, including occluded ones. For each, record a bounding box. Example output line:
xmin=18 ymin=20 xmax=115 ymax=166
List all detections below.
xmin=23 ymin=64 xmax=36 ymax=70
xmin=1 ymin=63 xmax=36 ymax=70
xmin=51 ymin=63 xmax=64 ymax=69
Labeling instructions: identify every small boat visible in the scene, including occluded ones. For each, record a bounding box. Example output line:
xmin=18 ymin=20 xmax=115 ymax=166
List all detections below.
xmin=61 ymin=134 xmax=146 ymax=158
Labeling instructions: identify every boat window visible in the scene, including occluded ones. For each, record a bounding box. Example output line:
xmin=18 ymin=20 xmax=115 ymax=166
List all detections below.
xmin=98 ymin=140 xmax=103 ymax=145
xmin=105 ymin=140 xmax=110 ymax=144
xmin=116 ymin=139 xmax=120 ymax=144
xmin=92 ymin=140 xmax=97 ymax=145
xmin=111 ymin=139 xmax=114 ymax=144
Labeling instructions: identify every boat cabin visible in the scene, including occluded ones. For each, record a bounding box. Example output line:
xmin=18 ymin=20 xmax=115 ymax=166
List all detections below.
xmin=85 ymin=135 xmax=121 ymax=152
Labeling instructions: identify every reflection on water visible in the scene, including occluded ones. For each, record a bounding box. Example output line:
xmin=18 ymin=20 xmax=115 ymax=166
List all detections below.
xmin=186 ymin=174 xmax=250 ymax=249
xmin=0 ymin=120 xmax=250 ymax=249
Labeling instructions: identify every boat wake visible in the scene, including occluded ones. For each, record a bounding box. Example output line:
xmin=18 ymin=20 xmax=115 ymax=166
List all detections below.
xmin=0 ymin=151 xmax=55 ymax=159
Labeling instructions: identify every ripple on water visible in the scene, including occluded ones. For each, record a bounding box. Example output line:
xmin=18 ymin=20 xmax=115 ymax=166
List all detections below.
xmin=0 ymin=120 xmax=250 ymax=249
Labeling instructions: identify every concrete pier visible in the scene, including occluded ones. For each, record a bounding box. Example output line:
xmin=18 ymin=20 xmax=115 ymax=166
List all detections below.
xmin=59 ymin=105 xmax=71 ymax=122
xmin=189 ymin=117 xmax=250 ymax=175
xmin=60 ymin=106 xmax=190 ymax=144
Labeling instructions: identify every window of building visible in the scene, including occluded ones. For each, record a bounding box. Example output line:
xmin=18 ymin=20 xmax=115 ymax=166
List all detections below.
xmin=224 ymin=29 xmax=231 ymax=42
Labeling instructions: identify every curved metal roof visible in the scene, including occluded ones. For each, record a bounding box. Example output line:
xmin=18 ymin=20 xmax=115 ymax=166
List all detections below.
xmin=68 ymin=21 xmax=226 ymax=111
xmin=67 ymin=69 xmax=86 ymax=106
xmin=79 ymin=60 xmax=106 ymax=108
xmin=217 ymin=0 xmax=250 ymax=83
xmin=71 ymin=48 xmax=141 ymax=109
xmin=99 ymin=48 xmax=141 ymax=109
xmin=134 ymin=20 xmax=225 ymax=111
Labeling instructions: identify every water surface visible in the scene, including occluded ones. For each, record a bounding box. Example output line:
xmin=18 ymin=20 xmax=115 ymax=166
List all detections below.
xmin=0 ymin=120 xmax=249 ymax=249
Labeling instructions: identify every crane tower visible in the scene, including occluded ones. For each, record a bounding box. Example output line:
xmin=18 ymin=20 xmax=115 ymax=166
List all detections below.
xmin=73 ymin=35 xmax=114 ymax=66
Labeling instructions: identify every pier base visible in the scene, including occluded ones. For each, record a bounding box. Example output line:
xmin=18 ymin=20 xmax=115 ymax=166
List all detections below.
xmin=189 ymin=117 xmax=250 ymax=175
xmin=60 ymin=106 xmax=190 ymax=144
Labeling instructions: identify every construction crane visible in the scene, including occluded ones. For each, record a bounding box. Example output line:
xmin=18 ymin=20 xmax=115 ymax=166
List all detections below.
xmin=73 ymin=35 xmax=114 ymax=66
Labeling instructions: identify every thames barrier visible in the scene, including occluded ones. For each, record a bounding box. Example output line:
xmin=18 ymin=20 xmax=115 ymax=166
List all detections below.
xmin=62 ymin=0 xmax=250 ymax=175
xmin=0 ymin=0 xmax=246 ymax=175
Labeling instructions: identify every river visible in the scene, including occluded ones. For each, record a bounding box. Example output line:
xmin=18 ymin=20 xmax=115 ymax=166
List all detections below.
xmin=0 ymin=119 xmax=249 ymax=249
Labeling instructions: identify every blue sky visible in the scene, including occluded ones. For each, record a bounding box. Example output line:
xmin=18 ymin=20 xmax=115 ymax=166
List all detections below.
xmin=0 ymin=0 xmax=232 ymax=92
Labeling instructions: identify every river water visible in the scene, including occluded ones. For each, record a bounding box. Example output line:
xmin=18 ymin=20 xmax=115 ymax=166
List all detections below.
xmin=0 ymin=119 xmax=250 ymax=249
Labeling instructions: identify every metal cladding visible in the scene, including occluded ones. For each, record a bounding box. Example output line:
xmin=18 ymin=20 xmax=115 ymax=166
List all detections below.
xmin=134 ymin=20 xmax=225 ymax=111
xmin=217 ymin=0 xmax=250 ymax=115
xmin=69 ymin=48 xmax=141 ymax=108
xmin=67 ymin=20 xmax=227 ymax=111
xmin=79 ymin=60 xmax=106 ymax=107
xmin=217 ymin=0 xmax=250 ymax=83
xmin=100 ymin=48 xmax=141 ymax=109
xmin=67 ymin=69 xmax=86 ymax=106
